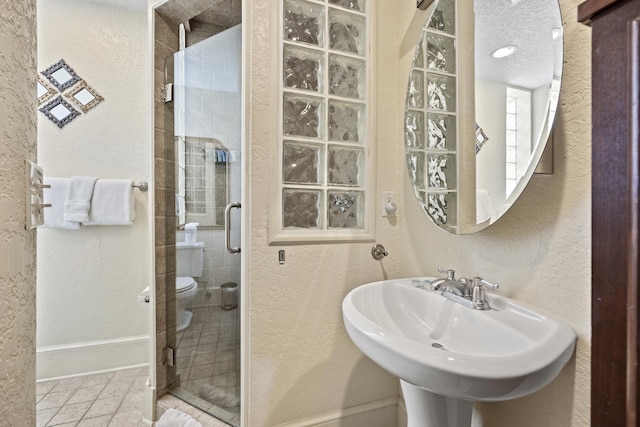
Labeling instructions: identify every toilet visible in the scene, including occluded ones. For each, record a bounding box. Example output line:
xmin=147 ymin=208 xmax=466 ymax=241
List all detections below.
xmin=176 ymin=241 xmax=205 ymax=331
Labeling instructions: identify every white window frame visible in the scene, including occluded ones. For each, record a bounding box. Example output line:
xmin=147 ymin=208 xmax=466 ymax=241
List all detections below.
xmin=270 ymin=0 xmax=376 ymax=244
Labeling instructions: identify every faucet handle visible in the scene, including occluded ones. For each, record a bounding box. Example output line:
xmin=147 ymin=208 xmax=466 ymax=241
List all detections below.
xmin=471 ymin=277 xmax=498 ymax=310
xmin=437 ymin=267 xmax=456 ymax=280
xmin=477 ymin=277 xmax=499 ymax=290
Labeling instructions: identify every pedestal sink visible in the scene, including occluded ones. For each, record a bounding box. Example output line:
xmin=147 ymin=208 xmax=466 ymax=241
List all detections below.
xmin=342 ymin=278 xmax=576 ymax=427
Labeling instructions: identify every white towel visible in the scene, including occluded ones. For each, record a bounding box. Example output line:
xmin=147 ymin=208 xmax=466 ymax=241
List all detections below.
xmin=64 ymin=176 xmax=98 ymax=222
xmin=157 ymin=408 xmax=203 ymax=427
xmin=83 ymin=179 xmax=134 ymax=226
xmin=42 ymin=177 xmax=80 ymax=230
xmin=175 ymin=193 xmax=186 ymax=225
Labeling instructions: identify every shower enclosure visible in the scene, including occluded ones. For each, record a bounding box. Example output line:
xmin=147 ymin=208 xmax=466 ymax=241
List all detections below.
xmin=163 ymin=6 xmax=242 ymax=425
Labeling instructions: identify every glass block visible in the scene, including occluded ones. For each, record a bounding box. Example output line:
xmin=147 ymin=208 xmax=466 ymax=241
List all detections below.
xmin=427 ymin=153 xmax=456 ymax=189
xmin=329 ymin=100 xmax=364 ymax=142
xmin=283 ymin=141 xmax=322 ymax=184
xmin=427 ymin=74 xmax=456 ymax=112
xmin=506 ymin=146 xmax=516 ymax=163
xmin=414 ymin=36 xmax=425 ymax=69
xmin=427 ymin=0 xmax=455 ymax=35
xmin=284 ymin=45 xmax=324 ymax=92
xmin=329 ymin=54 xmax=365 ymax=99
xmin=283 ymin=94 xmax=324 ymax=139
xmin=506 ymin=129 xmax=516 ymax=146
xmin=407 ymin=70 xmax=424 ymax=108
xmin=506 ymin=113 xmax=516 ymax=130
xmin=506 ymin=163 xmax=517 ymax=180
xmin=328 ymin=146 xmax=363 ymax=186
xmin=329 ymin=9 xmax=366 ymax=55
xmin=406 ymin=151 xmax=426 ymax=190
xmin=427 ymin=113 xmax=456 ymax=150
xmin=284 ymin=0 xmax=325 ymax=46
xmin=427 ymin=33 xmax=456 ymax=74
xmin=283 ymin=189 xmax=322 ymax=229
xmin=329 ymin=0 xmax=365 ymax=12
xmin=426 ymin=192 xmax=457 ymax=227
xmin=506 ymin=96 xmax=516 ymax=114
xmin=405 ymin=110 xmax=424 ymax=149
xmin=328 ymin=191 xmax=364 ymax=228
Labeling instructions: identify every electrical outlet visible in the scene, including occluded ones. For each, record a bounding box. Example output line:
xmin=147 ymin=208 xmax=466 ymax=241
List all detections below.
xmin=381 ymin=191 xmax=398 ymax=217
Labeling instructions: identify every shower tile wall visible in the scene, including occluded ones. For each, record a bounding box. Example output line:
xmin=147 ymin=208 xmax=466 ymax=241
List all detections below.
xmin=154 ymin=10 xmax=180 ymax=397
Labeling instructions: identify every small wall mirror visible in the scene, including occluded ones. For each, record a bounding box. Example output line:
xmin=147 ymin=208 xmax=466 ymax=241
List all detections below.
xmin=405 ymin=0 xmax=563 ymax=234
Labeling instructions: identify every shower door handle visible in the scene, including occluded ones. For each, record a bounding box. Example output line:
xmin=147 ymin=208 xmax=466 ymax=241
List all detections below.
xmin=225 ymin=202 xmax=241 ymax=254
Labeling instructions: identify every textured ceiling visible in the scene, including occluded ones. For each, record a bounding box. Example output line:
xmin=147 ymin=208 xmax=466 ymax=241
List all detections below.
xmin=474 ymin=0 xmax=563 ymax=89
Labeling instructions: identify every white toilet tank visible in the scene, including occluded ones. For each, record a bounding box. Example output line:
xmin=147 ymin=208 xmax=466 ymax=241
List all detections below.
xmin=176 ymin=241 xmax=205 ymax=278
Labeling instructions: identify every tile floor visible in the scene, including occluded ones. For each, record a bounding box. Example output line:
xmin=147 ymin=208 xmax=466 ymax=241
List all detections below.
xmin=170 ymin=305 xmax=240 ymax=426
xmin=36 ymin=366 xmax=148 ymax=427
xmin=36 ymin=306 xmax=239 ymax=427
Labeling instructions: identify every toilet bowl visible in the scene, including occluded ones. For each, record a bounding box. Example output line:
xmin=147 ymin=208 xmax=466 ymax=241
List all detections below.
xmin=176 ymin=241 xmax=205 ymax=331
xmin=176 ymin=276 xmax=198 ymax=332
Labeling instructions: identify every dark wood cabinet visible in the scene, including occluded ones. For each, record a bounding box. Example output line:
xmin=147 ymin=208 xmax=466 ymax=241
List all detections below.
xmin=579 ymin=0 xmax=640 ymax=425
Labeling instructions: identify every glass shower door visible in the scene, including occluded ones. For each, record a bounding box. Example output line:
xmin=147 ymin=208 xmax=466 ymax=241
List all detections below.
xmin=165 ymin=22 xmax=242 ymax=427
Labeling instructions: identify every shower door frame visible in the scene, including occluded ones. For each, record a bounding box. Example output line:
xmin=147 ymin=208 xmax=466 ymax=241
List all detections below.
xmin=148 ymin=1 xmax=250 ymax=425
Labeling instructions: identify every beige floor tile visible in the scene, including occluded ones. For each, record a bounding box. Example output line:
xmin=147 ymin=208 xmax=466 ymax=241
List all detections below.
xmin=82 ymin=373 xmax=115 ymax=387
xmin=84 ymin=396 xmax=123 ymax=419
xmin=47 ymin=401 xmax=92 ymax=425
xmin=36 ymin=408 xmax=58 ymax=427
xmin=37 ymin=390 xmax=73 ymax=411
xmin=98 ymin=380 xmax=133 ymax=399
xmin=76 ymin=415 xmax=112 ymax=427
xmin=108 ymin=409 xmax=143 ymax=426
xmin=67 ymin=384 xmax=107 ymax=405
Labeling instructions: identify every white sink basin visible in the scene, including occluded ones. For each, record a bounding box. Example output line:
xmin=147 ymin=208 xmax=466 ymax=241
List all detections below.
xmin=342 ymin=277 xmax=576 ymax=426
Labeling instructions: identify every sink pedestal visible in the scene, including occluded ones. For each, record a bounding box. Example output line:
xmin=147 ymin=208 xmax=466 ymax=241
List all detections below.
xmin=401 ymin=381 xmax=473 ymax=427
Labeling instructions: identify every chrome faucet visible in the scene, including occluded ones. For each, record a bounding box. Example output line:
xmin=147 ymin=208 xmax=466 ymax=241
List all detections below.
xmin=429 ymin=268 xmax=499 ymax=310
xmin=430 ymin=268 xmax=471 ymax=297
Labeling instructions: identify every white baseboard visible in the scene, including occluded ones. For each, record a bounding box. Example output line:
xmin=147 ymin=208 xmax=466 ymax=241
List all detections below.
xmin=274 ymin=397 xmax=399 ymax=427
xmin=36 ymin=335 xmax=150 ymax=381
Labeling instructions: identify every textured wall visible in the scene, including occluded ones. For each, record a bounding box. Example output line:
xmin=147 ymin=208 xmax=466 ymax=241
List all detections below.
xmin=0 ymin=0 xmax=37 ymax=425
xmin=247 ymin=0 xmax=591 ymax=425
xmin=396 ymin=0 xmax=591 ymax=426
xmin=36 ymin=0 xmax=150 ymax=350
xmin=247 ymin=2 xmax=403 ymax=425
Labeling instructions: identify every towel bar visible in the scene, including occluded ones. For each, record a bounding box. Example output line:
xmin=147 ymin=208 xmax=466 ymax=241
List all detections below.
xmin=133 ymin=182 xmax=148 ymax=192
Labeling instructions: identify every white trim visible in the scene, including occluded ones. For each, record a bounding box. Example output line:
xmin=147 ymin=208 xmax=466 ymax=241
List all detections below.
xmin=36 ymin=336 xmax=150 ymax=381
xmin=272 ymin=397 xmax=399 ymax=427
xmin=240 ymin=1 xmax=251 ymax=426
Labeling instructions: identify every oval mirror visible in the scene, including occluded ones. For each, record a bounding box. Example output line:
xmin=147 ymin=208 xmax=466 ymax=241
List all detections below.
xmin=404 ymin=0 xmax=563 ymax=234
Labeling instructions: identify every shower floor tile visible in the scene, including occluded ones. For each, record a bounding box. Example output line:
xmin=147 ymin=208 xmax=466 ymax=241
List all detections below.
xmin=169 ymin=305 xmax=240 ymax=426
xmin=36 ymin=366 xmax=148 ymax=427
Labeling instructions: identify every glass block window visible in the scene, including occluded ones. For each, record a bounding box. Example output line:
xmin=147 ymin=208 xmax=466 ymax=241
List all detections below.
xmin=280 ymin=0 xmax=370 ymax=237
xmin=406 ymin=0 xmax=458 ymax=229
xmin=505 ymin=87 xmax=532 ymax=197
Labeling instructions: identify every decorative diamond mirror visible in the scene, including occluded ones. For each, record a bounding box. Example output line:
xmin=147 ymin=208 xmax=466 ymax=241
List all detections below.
xmin=38 ymin=95 xmax=81 ymax=129
xmin=36 ymin=76 xmax=57 ymax=106
xmin=41 ymin=59 xmax=81 ymax=92
xmin=65 ymin=80 xmax=104 ymax=113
